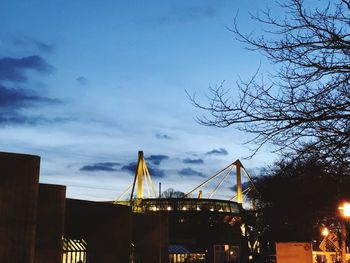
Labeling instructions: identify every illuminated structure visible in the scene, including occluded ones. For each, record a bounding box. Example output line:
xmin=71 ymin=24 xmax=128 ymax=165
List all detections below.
xmin=0 ymin=150 xmax=252 ymax=263
xmin=339 ymin=202 xmax=350 ymax=263
xmin=117 ymin=151 xmax=254 ymax=263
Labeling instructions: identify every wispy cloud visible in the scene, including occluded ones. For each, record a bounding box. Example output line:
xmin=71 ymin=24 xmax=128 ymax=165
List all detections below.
xmin=0 ymin=55 xmax=53 ymax=82
xmin=121 ymin=162 xmax=137 ymax=174
xmin=179 ymin=167 xmax=203 ymax=177
xmin=34 ymin=41 xmax=54 ymax=53
xmin=12 ymin=37 xmax=54 ymax=53
xmin=76 ymin=76 xmax=88 ymax=85
xmin=0 ymin=114 xmax=70 ymax=126
xmin=0 ymin=85 xmax=61 ymax=109
xmin=121 ymin=161 xmax=166 ymax=178
xmin=80 ymin=162 xmax=121 ymax=172
xmin=141 ymin=5 xmax=217 ymax=27
xmin=0 ymin=55 xmax=62 ymax=125
xmin=146 ymin=155 xmax=169 ymax=165
xmin=205 ymin=148 xmax=228 ymax=156
xmin=155 ymin=133 xmax=171 ymax=140
xmin=229 ymin=181 xmax=252 ymax=192
xmin=183 ymin=158 xmax=204 ymax=164
xmin=157 ymin=6 xmax=216 ymax=25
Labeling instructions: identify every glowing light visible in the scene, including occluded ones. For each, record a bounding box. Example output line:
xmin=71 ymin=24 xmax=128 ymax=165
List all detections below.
xmin=345 ymin=205 xmax=350 ymax=216
xmin=224 ymin=245 xmax=229 ymax=251
xmin=196 ymin=207 xmax=201 ymax=211
xmin=321 ymin=227 xmax=329 ymax=236
xmin=182 ymin=207 xmax=187 ymax=211
xmin=167 ymin=206 xmax=172 ymax=211
xmin=210 ymin=208 xmax=214 ymax=211
xmin=219 ymin=208 xmax=223 ymax=212
xmin=339 ymin=202 xmax=350 ymax=217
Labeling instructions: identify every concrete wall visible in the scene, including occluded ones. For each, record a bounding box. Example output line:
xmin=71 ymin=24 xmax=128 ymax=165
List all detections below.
xmin=35 ymin=184 xmax=66 ymax=263
xmin=65 ymin=199 xmax=132 ymax=263
xmin=0 ymin=152 xmax=40 ymax=263
xmin=133 ymin=212 xmax=169 ymax=263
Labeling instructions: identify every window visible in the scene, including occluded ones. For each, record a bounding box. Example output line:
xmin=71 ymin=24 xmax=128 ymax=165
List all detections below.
xmin=62 ymin=238 xmax=87 ymax=263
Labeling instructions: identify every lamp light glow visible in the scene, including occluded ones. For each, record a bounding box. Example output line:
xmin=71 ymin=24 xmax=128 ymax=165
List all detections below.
xmin=339 ymin=202 xmax=350 ymax=217
xmin=321 ymin=227 xmax=329 ymax=236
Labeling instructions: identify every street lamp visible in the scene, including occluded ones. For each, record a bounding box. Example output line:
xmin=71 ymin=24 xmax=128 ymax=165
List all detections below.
xmin=321 ymin=227 xmax=329 ymax=237
xmin=338 ymin=202 xmax=350 ymax=263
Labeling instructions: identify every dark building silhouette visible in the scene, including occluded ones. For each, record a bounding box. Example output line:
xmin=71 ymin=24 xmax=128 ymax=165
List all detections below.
xmin=0 ymin=152 xmax=131 ymax=263
xmin=133 ymin=212 xmax=169 ymax=262
xmin=0 ymin=151 xmax=245 ymax=263
xmin=0 ymin=152 xmax=40 ymax=263
xmin=64 ymin=199 xmax=131 ymax=263
xmin=35 ymin=184 xmax=66 ymax=263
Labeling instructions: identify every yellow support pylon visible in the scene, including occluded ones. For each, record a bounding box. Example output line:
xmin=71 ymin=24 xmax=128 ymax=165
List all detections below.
xmin=129 ymin=151 xmax=157 ymax=204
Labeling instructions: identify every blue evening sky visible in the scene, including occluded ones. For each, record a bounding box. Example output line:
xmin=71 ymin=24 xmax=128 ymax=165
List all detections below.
xmin=0 ymin=0 xmax=278 ymax=201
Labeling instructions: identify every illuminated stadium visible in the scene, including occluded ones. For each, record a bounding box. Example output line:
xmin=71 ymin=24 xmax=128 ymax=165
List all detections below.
xmin=116 ymin=151 xmax=255 ymax=263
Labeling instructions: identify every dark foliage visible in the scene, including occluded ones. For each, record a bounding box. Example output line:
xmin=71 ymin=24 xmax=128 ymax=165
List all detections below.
xmin=248 ymin=155 xmax=350 ymax=242
xmin=161 ymin=188 xmax=185 ymax=198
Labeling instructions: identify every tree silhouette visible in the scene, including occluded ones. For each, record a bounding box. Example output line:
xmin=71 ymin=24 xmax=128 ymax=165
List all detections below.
xmin=247 ymin=154 xmax=350 ymax=243
xmin=190 ymin=0 xmax=350 ymax=162
xmin=161 ymin=188 xmax=185 ymax=198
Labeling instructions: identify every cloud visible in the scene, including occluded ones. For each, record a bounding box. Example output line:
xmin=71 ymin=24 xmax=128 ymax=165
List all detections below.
xmin=80 ymin=162 xmax=121 ymax=172
xmin=229 ymin=181 xmax=252 ymax=192
xmin=0 ymin=85 xmax=61 ymax=109
xmin=0 ymin=114 xmax=42 ymax=125
xmin=12 ymin=38 xmax=54 ymax=53
xmin=155 ymin=133 xmax=171 ymax=140
xmin=121 ymin=161 xmax=166 ymax=178
xmin=147 ymin=166 xmax=166 ymax=178
xmin=0 ymin=55 xmax=63 ymax=125
xmin=121 ymin=162 xmax=137 ymax=174
xmin=0 ymin=55 xmax=53 ymax=82
xmin=157 ymin=6 xmax=216 ymax=24
xmin=146 ymin=155 xmax=169 ymax=165
xmin=183 ymin=158 xmax=204 ymax=164
xmin=76 ymin=76 xmax=88 ymax=85
xmin=34 ymin=41 xmax=54 ymax=53
xmin=0 ymin=83 xmax=62 ymax=125
xmin=205 ymin=148 xmax=228 ymax=156
xmin=0 ymin=114 xmax=70 ymax=126
xmin=179 ymin=167 xmax=203 ymax=177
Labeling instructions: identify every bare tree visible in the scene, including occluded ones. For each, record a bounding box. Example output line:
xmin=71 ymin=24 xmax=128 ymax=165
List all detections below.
xmin=161 ymin=188 xmax=185 ymax=198
xmin=190 ymin=0 xmax=350 ymax=161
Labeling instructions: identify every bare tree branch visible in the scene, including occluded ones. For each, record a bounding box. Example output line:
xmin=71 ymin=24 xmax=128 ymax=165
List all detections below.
xmin=191 ymin=0 xmax=350 ymax=162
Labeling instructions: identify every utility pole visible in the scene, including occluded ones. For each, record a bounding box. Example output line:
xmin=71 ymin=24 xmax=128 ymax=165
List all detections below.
xmin=339 ymin=202 xmax=350 ymax=263
xmin=341 ymin=219 xmax=347 ymax=263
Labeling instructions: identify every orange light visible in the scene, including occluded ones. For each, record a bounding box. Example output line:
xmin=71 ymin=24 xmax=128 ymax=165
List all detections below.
xmin=224 ymin=245 xmax=229 ymax=251
xmin=339 ymin=202 xmax=350 ymax=217
xmin=321 ymin=227 xmax=329 ymax=236
xmin=344 ymin=204 xmax=350 ymax=217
